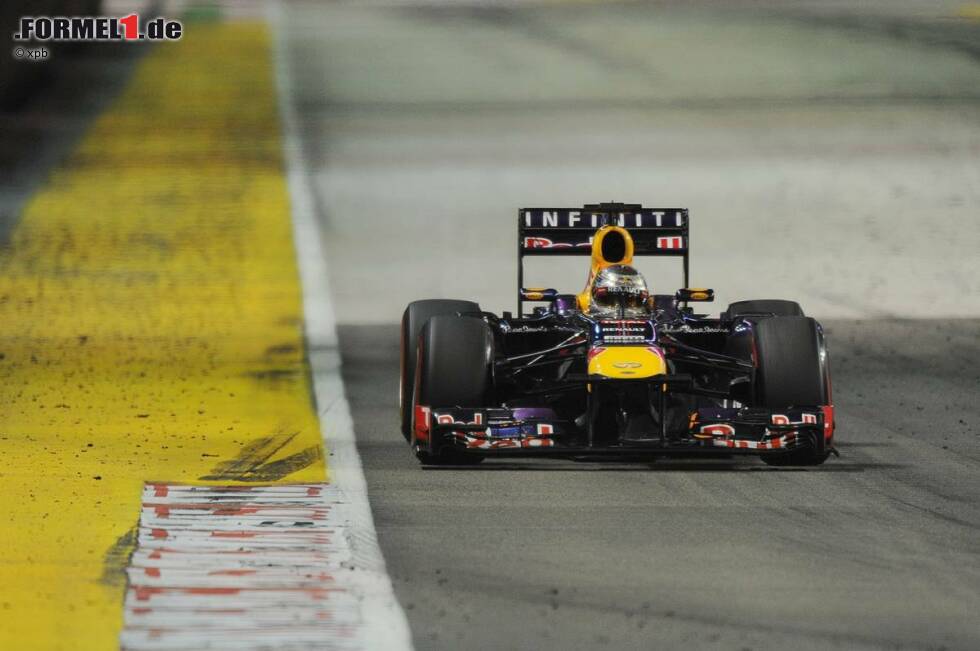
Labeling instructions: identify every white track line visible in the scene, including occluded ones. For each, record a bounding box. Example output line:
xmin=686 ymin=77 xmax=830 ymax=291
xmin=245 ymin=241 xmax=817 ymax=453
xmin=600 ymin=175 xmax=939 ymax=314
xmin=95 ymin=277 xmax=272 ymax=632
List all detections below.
xmin=271 ymin=2 xmax=414 ymax=650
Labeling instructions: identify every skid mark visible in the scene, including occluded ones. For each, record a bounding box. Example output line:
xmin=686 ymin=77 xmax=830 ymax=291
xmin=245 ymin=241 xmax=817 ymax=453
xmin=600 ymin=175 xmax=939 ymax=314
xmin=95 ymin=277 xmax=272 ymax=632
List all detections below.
xmin=200 ymin=432 xmax=323 ymax=482
xmin=265 ymin=343 xmax=299 ymax=356
xmin=244 ymin=367 xmax=302 ymax=384
xmin=120 ymin=483 xmax=361 ymax=650
xmin=101 ymin=525 xmax=139 ymax=589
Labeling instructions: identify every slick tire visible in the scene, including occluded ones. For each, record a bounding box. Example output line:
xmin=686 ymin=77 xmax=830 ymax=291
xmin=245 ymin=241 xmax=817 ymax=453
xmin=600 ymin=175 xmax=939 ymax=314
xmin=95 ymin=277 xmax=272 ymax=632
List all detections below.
xmin=400 ymin=299 xmax=480 ymax=440
xmin=726 ymin=299 xmax=804 ymax=320
xmin=753 ymin=316 xmax=830 ymax=467
xmin=412 ymin=315 xmax=493 ymax=465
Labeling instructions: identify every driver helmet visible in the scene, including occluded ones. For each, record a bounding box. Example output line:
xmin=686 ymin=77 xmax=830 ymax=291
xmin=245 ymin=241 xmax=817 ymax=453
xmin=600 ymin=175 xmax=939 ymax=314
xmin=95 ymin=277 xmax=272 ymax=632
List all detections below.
xmin=590 ymin=264 xmax=650 ymax=318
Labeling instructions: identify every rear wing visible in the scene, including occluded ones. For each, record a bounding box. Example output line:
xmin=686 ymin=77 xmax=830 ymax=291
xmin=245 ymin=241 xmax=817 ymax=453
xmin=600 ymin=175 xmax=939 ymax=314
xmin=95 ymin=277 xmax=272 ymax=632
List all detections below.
xmin=517 ymin=202 xmax=689 ymax=315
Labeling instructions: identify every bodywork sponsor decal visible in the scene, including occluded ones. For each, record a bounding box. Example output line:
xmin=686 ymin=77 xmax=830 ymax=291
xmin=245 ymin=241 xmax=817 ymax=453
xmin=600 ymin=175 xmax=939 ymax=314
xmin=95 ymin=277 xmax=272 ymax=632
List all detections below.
xmin=695 ymin=408 xmax=825 ymax=449
xmin=523 ymin=236 xmax=593 ymax=250
xmin=521 ymin=209 xmax=686 ymax=229
xmin=656 ymin=236 xmax=684 ymax=250
xmin=431 ymin=409 xmax=560 ymax=449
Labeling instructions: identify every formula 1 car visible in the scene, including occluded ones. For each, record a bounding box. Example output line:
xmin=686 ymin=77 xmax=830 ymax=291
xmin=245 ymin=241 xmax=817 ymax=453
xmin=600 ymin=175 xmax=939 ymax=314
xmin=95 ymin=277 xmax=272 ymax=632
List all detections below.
xmin=400 ymin=203 xmax=835 ymax=466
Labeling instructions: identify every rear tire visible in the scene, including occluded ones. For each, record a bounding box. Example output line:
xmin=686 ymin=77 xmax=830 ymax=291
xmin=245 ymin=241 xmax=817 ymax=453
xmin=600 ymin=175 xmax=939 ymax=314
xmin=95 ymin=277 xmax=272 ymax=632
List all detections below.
xmin=412 ymin=315 xmax=493 ymax=465
xmin=753 ymin=316 xmax=830 ymax=466
xmin=400 ymin=299 xmax=480 ymax=440
xmin=726 ymin=299 xmax=804 ymax=320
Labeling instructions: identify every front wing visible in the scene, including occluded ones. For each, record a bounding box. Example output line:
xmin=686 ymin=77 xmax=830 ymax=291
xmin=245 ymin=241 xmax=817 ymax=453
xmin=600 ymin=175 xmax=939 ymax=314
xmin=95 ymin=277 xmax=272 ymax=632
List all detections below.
xmin=414 ymin=404 xmax=835 ymax=458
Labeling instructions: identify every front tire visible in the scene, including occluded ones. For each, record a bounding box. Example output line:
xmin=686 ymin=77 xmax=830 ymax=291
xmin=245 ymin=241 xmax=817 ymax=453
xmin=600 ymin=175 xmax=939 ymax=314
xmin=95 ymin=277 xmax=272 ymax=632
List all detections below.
xmin=752 ymin=316 xmax=830 ymax=466
xmin=412 ymin=315 xmax=493 ymax=465
xmin=400 ymin=299 xmax=480 ymax=440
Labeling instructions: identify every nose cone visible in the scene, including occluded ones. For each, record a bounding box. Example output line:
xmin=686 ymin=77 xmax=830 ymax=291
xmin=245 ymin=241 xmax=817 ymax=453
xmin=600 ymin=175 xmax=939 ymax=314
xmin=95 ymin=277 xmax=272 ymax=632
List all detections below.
xmin=587 ymin=345 xmax=666 ymax=378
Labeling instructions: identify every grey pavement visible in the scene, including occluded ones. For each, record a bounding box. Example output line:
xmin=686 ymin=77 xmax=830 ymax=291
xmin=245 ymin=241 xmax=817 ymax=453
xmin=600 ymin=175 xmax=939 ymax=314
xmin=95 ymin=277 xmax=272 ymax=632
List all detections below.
xmin=283 ymin=0 xmax=980 ymax=322
xmin=339 ymin=319 xmax=980 ymax=651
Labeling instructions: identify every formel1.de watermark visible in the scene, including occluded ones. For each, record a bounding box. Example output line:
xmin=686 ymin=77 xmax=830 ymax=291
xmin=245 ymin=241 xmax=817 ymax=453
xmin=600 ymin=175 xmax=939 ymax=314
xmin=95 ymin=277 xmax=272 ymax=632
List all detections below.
xmin=12 ymin=13 xmax=183 ymax=61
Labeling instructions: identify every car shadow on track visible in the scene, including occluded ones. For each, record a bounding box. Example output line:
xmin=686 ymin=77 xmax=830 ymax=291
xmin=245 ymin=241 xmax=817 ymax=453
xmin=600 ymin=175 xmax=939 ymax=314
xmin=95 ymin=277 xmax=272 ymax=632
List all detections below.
xmin=422 ymin=460 xmax=908 ymax=472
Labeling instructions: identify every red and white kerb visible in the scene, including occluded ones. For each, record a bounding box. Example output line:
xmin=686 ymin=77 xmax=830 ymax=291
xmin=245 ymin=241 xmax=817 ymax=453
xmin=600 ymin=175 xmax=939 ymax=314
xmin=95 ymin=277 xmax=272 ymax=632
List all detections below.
xmin=119 ymin=483 xmax=361 ymax=650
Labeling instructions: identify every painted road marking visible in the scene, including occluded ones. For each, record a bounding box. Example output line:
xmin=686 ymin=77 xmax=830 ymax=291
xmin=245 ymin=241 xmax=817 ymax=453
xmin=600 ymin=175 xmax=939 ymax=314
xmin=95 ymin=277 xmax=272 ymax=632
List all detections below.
xmin=0 ymin=19 xmax=324 ymax=651
xmin=120 ymin=483 xmax=360 ymax=650
xmin=271 ymin=0 xmax=414 ymax=647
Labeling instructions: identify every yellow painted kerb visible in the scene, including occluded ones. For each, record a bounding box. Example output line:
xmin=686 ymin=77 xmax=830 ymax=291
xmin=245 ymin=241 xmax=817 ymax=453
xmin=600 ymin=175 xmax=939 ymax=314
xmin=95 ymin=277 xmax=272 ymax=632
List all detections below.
xmin=957 ymin=4 xmax=980 ymax=20
xmin=0 ymin=22 xmax=324 ymax=650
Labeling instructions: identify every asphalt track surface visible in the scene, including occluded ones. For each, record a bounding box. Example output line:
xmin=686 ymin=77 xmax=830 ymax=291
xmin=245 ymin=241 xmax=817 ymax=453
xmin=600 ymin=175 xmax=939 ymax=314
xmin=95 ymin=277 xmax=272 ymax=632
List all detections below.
xmin=288 ymin=1 xmax=980 ymax=322
xmin=0 ymin=1 xmax=973 ymax=649
xmin=340 ymin=320 xmax=980 ymax=650
xmin=284 ymin=2 xmax=980 ymax=650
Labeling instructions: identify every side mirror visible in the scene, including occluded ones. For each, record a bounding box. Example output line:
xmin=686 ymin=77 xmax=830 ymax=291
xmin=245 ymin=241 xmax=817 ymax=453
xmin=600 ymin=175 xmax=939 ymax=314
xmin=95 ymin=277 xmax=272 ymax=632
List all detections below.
xmin=521 ymin=287 xmax=559 ymax=301
xmin=675 ymin=288 xmax=714 ymax=302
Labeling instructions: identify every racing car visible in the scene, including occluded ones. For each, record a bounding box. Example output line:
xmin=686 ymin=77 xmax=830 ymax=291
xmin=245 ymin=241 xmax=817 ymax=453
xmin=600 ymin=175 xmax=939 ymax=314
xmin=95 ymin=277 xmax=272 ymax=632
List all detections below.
xmin=400 ymin=202 xmax=835 ymax=466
